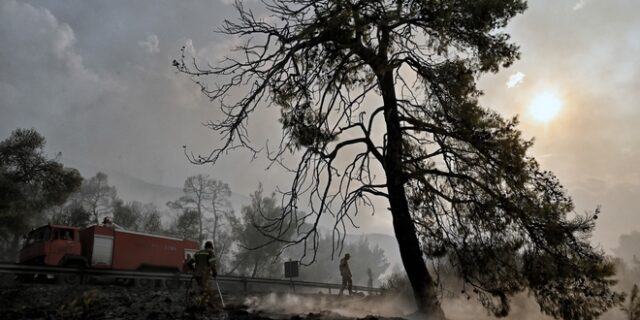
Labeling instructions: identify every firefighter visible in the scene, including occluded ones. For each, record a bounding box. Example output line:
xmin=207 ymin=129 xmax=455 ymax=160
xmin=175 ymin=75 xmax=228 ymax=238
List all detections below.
xmin=188 ymin=241 xmax=220 ymax=308
xmin=339 ymin=253 xmax=353 ymax=296
xmin=102 ymin=217 xmax=113 ymax=227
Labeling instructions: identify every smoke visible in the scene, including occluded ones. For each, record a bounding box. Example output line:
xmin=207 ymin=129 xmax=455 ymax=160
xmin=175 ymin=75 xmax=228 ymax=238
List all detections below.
xmin=241 ymin=285 xmax=626 ymax=319
xmin=239 ymin=251 xmax=638 ymax=320
xmin=441 ymin=294 xmax=554 ymax=320
xmin=244 ymin=292 xmax=417 ymax=319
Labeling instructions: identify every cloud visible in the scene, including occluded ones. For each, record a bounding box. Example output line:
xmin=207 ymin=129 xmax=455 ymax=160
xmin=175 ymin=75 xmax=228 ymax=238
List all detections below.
xmin=138 ymin=34 xmax=160 ymax=53
xmin=573 ymin=0 xmax=587 ymax=11
xmin=4 ymin=0 xmax=640 ymax=243
xmin=0 ymin=0 xmax=118 ymax=117
xmin=506 ymin=72 xmax=526 ymax=88
xmin=0 ymin=0 xmax=289 ymax=205
xmin=477 ymin=0 xmax=640 ymax=251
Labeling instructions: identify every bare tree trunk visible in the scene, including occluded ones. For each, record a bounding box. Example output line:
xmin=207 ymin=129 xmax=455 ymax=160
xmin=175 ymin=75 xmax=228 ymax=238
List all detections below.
xmin=379 ymin=70 xmax=445 ymax=319
xmin=197 ymin=197 xmax=203 ymax=246
xmin=212 ymin=201 xmax=219 ymax=250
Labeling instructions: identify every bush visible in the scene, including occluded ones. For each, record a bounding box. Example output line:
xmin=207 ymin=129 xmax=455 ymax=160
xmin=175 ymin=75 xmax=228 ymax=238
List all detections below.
xmin=380 ymin=271 xmax=411 ymax=294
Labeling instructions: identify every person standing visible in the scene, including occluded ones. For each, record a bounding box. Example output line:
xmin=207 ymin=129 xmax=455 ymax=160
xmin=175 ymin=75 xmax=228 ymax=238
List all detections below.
xmin=188 ymin=241 xmax=220 ymax=308
xmin=339 ymin=253 xmax=353 ymax=295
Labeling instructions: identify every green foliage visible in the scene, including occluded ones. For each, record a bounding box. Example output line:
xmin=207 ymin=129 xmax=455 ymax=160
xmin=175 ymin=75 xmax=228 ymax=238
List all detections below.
xmin=49 ymin=172 xmax=117 ymax=228
xmin=137 ymin=203 xmax=162 ymax=233
xmin=167 ymin=174 xmax=232 ymax=245
xmin=111 ymin=200 xmax=164 ymax=233
xmin=112 ymin=199 xmax=139 ymax=230
xmin=0 ymin=128 xmax=82 ymax=257
xmin=50 ymin=199 xmax=92 ymax=228
xmin=623 ymin=284 xmax=640 ymax=320
xmin=280 ymin=102 xmax=336 ymax=150
xmin=381 ymin=270 xmax=412 ymax=294
xmin=172 ymin=209 xmax=200 ymax=240
xmin=406 ymin=105 xmax=625 ymax=318
xmin=167 ymin=175 xmax=234 ymax=270
xmin=230 ymin=187 xmax=294 ymax=278
xmin=65 ymin=205 xmax=92 ymax=227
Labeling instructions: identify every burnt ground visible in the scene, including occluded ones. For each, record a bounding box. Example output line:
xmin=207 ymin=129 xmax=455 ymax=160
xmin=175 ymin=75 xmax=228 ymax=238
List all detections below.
xmin=0 ymin=280 xmax=408 ymax=320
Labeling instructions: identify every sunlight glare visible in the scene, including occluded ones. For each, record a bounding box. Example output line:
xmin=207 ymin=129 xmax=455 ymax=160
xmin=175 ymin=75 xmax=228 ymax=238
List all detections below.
xmin=529 ymin=90 xmax=563 ymax=123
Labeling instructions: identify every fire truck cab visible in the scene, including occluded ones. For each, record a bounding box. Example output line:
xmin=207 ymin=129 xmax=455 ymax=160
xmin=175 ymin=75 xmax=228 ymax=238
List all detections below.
xmin=19 ymin=224 xmax=85 ymax=266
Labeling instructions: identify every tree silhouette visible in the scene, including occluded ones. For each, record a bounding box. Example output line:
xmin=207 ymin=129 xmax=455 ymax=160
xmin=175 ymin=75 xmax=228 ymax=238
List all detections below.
xmin=175 ymin=0 xmax=623 ymax=317
xmin=112 ymin=199 xmax=140 ymax=230
xmin=229 ymin=187 xmax=294 ymax=278
xmin=81 ymin=172 xmax=116 ymax=224
xmin=205 ymin=179 xmax=234 ymax=266
xmin=167 ymin=174 xmax=212 ymax=245
xmin=172 ymin=209 xmax=200 ymax=240
xmin=138 ymin=203 xmax=162 ymax=233
xmin=0 ymin=128 xmax=82 ymax=258
xmin=623 ymin=284 xmax=640 ymax=320
xmin=167 ymin=175 xmax=233 ymax=246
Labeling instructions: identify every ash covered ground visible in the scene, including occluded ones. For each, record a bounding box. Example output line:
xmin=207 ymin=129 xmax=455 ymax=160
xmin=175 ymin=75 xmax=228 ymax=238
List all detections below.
xmin=0 ymin=280 xmax=408 ymax=320
xmin=3 ymin=276 xmax=602 ymax=320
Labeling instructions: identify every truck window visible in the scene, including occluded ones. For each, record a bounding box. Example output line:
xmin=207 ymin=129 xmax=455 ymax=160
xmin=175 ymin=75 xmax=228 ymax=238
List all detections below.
xmin=57 ymin=229 xmax=74 ymax=240
xmin=26 ymin=227 xmax=51 ymax=245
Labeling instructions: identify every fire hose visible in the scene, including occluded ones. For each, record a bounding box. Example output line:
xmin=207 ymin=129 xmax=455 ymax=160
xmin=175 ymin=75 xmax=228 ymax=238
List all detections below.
xmin=215 ymin=277 xmax=226 ymax=308
xmin=184 ymin=273 xmax=225 ymax=308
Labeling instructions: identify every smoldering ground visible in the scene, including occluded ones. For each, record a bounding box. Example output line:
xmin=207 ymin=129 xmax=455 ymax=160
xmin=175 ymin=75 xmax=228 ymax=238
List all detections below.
xmin=0 ymin=269 xmax=631 ymax=319
xmin=241 ymin=291 xmax=549 ymax=319
xmin=242 ymin=291 xmax=555 ymax=320
xmin=243 ymin=279 xmax=629 ymax=320
xmin=244 ymin=293 xmax=412 ymax=319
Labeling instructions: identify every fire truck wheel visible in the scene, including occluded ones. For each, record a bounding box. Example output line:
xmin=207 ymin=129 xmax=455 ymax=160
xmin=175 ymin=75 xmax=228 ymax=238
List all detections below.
xmin=61 ymin=274 xmax=81 ymax=285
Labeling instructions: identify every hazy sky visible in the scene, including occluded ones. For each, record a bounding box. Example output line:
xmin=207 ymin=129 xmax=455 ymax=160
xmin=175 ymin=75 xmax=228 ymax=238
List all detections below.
xmin=1 ymin=0 xmax=638 ymax=252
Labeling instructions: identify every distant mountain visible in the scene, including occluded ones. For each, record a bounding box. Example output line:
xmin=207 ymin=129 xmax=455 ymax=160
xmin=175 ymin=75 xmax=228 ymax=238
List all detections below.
xmin=106 ymin=169 xmax=251 ymax=214
xmin=59 ymin=157 xmax=250 ymax=214
xmin=102 ymin=169 xmax=183 ymax=208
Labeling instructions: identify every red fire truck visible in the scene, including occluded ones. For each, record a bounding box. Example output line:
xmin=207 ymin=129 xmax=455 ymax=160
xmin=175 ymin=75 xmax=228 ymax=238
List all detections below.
xmin=19 ymin=223 xmax=199 ymax=283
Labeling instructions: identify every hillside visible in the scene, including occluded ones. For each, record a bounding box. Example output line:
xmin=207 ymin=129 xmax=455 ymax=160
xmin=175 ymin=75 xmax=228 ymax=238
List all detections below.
xmin=59 ymin=157 xmax=250 ymax=213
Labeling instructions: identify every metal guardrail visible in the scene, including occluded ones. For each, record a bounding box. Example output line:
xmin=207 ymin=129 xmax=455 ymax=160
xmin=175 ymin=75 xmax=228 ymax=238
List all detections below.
xmin=0 ymin=263 xmax=382 ymax=294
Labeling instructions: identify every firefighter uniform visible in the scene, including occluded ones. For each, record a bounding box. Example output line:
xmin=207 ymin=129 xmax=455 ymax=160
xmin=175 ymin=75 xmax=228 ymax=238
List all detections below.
xmin=189 ymin=245 xmax=220 ymax=308
xmin=339 ymin=253 xmax=353 ymax=295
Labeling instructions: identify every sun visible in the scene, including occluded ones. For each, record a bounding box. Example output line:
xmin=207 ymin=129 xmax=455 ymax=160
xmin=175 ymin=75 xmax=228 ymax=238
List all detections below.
xmin=528 ymin=90 xmax=563 ymax=123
